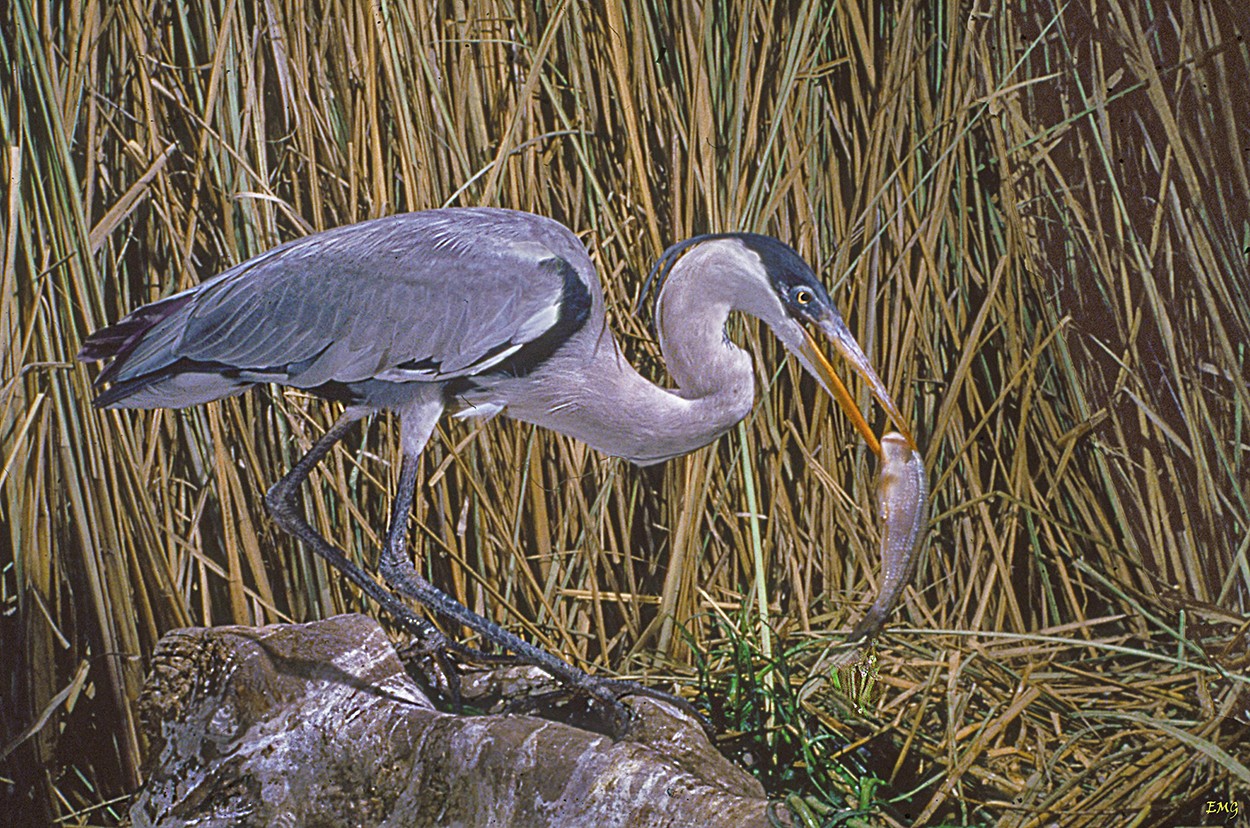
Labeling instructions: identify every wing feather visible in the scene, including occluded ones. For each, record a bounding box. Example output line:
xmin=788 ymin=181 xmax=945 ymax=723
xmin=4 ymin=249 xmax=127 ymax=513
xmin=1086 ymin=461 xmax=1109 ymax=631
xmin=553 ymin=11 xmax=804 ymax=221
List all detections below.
xmin=103 ymin=209 xmax=599 ymax=398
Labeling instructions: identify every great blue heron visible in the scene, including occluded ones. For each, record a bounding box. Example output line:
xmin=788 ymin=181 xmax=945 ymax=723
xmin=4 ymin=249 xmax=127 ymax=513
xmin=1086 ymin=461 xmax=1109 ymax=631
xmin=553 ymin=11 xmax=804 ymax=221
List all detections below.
xmin=78 ymin=207 xmax=915 ymax=732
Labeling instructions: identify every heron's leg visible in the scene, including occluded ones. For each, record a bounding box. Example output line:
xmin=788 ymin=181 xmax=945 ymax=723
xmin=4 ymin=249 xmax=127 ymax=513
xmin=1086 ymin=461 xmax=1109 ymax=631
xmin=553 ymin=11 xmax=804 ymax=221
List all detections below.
xmin=263 ymin=410 xmax=444 ymax=645
xmin=378 ymin=432 xmax=709 ymax=737
xmin=379 ymin=450 xmax=597 ymax=680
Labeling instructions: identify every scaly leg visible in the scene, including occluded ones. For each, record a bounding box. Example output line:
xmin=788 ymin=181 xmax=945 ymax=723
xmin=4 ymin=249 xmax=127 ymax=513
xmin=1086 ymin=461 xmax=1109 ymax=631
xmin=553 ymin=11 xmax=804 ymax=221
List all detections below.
xmin=379 ymin=421 xmax=709 ymax=736
xmin=263 ymin=410 xmax=463 ymax=691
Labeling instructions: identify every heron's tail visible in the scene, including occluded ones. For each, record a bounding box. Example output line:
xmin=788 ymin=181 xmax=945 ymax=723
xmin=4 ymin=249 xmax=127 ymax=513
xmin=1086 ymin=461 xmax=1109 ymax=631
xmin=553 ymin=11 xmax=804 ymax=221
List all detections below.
xmin=77 ymin=293 xmax=194 ymax=376
xmin=77 ymin=293 xmax=248 ymax=409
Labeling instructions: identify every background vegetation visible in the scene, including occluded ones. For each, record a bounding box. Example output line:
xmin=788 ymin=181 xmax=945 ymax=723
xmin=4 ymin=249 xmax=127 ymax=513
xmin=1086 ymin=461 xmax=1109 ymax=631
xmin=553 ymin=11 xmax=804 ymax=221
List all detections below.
xmin=2 ymin=0 xmax=1246 ymax=824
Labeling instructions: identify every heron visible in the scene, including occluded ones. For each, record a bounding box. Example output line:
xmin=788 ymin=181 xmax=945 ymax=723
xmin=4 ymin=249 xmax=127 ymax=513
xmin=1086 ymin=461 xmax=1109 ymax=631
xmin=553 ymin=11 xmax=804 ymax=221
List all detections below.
xmin=78 ymin=207 xmax=915 ymax=733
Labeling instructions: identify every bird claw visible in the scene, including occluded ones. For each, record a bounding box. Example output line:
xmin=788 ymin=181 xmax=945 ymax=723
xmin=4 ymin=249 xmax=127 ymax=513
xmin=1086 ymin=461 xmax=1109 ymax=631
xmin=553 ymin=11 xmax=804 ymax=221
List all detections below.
xmin=394 ymin=628 xmax=467 ymax=709
xmin=568 ymin=674 xmax=712 ymax=740
xmin=397 ymin=631 xmax=638 ymax=737
xmin=396 ymin=634 xmax=708 ymax=740
xmin=499 ymin=684 xmax=635 ymax=738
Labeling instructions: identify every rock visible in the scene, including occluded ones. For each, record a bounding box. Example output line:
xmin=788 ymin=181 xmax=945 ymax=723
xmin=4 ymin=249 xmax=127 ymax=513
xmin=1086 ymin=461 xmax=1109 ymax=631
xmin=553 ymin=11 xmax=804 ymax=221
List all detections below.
xmin=130 ymin=614 xmax=772 ymax=827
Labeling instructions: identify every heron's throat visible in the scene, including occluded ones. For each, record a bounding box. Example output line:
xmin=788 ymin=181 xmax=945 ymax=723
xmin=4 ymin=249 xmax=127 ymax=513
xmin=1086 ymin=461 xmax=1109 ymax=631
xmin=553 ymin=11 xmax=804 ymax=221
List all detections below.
xmin=567 ymin=337 xmax=756 ymax=466
xmin=502 ymin=320 xmax=755 ymax=467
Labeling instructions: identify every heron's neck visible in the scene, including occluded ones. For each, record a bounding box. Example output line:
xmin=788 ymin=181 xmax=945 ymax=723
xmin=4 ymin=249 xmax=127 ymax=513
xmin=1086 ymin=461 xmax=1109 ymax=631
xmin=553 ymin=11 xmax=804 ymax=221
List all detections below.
xmin=505 ymin=312 xmax=755 ymax=466
xmin=576 ymin=340 xmax=754 ymax=465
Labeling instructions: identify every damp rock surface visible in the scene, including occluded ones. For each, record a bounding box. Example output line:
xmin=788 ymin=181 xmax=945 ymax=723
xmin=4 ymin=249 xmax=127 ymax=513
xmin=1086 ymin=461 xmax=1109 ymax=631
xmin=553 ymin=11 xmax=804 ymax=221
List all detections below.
xmin=130 ymin=614 xmax=771 ymax=827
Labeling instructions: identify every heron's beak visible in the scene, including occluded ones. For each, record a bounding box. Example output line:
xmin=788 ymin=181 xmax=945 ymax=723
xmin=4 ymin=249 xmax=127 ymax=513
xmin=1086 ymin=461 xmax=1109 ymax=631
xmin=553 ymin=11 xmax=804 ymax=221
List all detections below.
xmin=795 ymin=313 xmax=915 ymax=458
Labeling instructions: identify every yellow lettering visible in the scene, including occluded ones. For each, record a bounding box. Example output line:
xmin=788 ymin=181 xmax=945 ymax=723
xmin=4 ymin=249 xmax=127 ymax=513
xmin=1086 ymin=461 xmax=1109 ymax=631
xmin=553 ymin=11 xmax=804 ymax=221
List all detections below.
xmin=1204 ymin=800 xmax=1242 ymax=819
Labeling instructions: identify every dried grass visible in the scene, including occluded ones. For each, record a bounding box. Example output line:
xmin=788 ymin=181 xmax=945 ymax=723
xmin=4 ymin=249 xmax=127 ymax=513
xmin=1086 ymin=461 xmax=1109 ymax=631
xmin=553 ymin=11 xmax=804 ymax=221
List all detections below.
xmin=1 ymin=0 xmax=1246 ymax=824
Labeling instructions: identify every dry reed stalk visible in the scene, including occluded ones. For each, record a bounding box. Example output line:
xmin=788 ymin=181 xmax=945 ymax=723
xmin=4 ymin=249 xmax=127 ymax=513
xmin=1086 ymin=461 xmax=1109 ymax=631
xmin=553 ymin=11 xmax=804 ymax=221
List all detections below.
xmin=1 ymin=0 xmax=1246 ymax=824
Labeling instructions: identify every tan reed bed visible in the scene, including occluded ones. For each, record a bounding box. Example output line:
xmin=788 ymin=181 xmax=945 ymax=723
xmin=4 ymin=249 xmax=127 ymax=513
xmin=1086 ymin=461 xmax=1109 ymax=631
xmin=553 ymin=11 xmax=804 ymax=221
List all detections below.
xmin=1 ymin=1 xmax=1245 ymax=824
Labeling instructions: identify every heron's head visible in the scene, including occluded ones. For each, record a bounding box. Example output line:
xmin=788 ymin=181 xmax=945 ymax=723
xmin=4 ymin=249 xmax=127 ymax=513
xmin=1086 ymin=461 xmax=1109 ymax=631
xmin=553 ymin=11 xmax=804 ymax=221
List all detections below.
xmin=645 ymin=233 xmax=914 ymax=456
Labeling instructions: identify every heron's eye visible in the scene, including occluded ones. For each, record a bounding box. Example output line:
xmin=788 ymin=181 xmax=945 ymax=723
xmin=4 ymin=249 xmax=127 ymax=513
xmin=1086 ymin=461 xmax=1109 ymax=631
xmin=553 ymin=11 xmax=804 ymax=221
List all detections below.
xmin=792 ymin=287 xmax=814 ymax=306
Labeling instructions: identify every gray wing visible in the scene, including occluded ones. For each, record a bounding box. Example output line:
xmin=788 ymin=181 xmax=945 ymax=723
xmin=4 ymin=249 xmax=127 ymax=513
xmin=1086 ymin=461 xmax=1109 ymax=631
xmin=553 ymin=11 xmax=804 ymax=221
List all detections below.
xmin=94 ymin=209 xmax=599 ymax=405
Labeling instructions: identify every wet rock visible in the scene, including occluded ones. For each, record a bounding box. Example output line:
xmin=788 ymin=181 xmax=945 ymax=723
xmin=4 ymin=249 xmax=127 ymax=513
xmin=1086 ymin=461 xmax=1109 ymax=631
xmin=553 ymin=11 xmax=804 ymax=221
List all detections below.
xmin=130 ymin=614 xmax=771 ymax=827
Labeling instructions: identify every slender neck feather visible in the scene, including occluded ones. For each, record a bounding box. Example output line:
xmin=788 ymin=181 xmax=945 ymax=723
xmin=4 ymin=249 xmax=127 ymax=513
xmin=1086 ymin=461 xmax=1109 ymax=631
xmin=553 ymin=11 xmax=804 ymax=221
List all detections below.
xmin=504 ymin=244 xmax=766 ymax=465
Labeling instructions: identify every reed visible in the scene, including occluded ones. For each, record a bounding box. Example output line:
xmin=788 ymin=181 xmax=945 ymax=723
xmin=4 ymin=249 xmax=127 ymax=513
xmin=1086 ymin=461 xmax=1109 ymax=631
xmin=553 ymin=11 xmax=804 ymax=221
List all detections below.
xmin=2 ymin=0 xmax=1245 ymax=823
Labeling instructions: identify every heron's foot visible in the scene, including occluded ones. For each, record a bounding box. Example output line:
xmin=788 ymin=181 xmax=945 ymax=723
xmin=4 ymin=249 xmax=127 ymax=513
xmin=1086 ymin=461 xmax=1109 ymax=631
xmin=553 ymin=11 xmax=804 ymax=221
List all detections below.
xmin=505 ymin=684 xmax=635 ymax=737
xmin=380 ymin=548 xmax=710 ymax=738
xmin=398 ymin=626 xmax=554 ymax=707
xmin=574 ymin=674 xmax=712 ymax=740
xmin=478 ymin=663 xmax=711 ymax=739
xmin=443 ymin=661 xmax=708 ymax=740
xmin=392 ymin=631 xmax=628 ymax=734
xmin=393 ymin=626 xmax=470 ymax=710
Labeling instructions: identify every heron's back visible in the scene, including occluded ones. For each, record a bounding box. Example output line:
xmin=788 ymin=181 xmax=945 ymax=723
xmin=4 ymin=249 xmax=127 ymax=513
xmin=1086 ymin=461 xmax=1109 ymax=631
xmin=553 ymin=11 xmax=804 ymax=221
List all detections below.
xmin=79 ymin=209 xmax=602 ymax=411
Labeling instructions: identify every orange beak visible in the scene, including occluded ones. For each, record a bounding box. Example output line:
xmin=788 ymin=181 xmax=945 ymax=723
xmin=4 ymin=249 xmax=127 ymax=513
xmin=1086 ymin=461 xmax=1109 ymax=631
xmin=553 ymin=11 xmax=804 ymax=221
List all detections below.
xmin=796 ymin=315 xmax=915 ymax=458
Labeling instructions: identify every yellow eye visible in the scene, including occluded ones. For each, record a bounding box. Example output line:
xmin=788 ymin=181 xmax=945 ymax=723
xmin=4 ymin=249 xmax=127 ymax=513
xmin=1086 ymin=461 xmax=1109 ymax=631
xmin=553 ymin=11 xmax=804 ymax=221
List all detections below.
xmin=794 ymin=288 xmax=813 ymax=305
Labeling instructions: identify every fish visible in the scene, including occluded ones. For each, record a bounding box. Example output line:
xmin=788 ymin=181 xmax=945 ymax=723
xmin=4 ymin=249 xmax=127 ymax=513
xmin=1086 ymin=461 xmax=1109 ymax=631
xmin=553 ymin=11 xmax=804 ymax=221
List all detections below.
xmin=847 ymin=432 xmax=928 ymax=643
